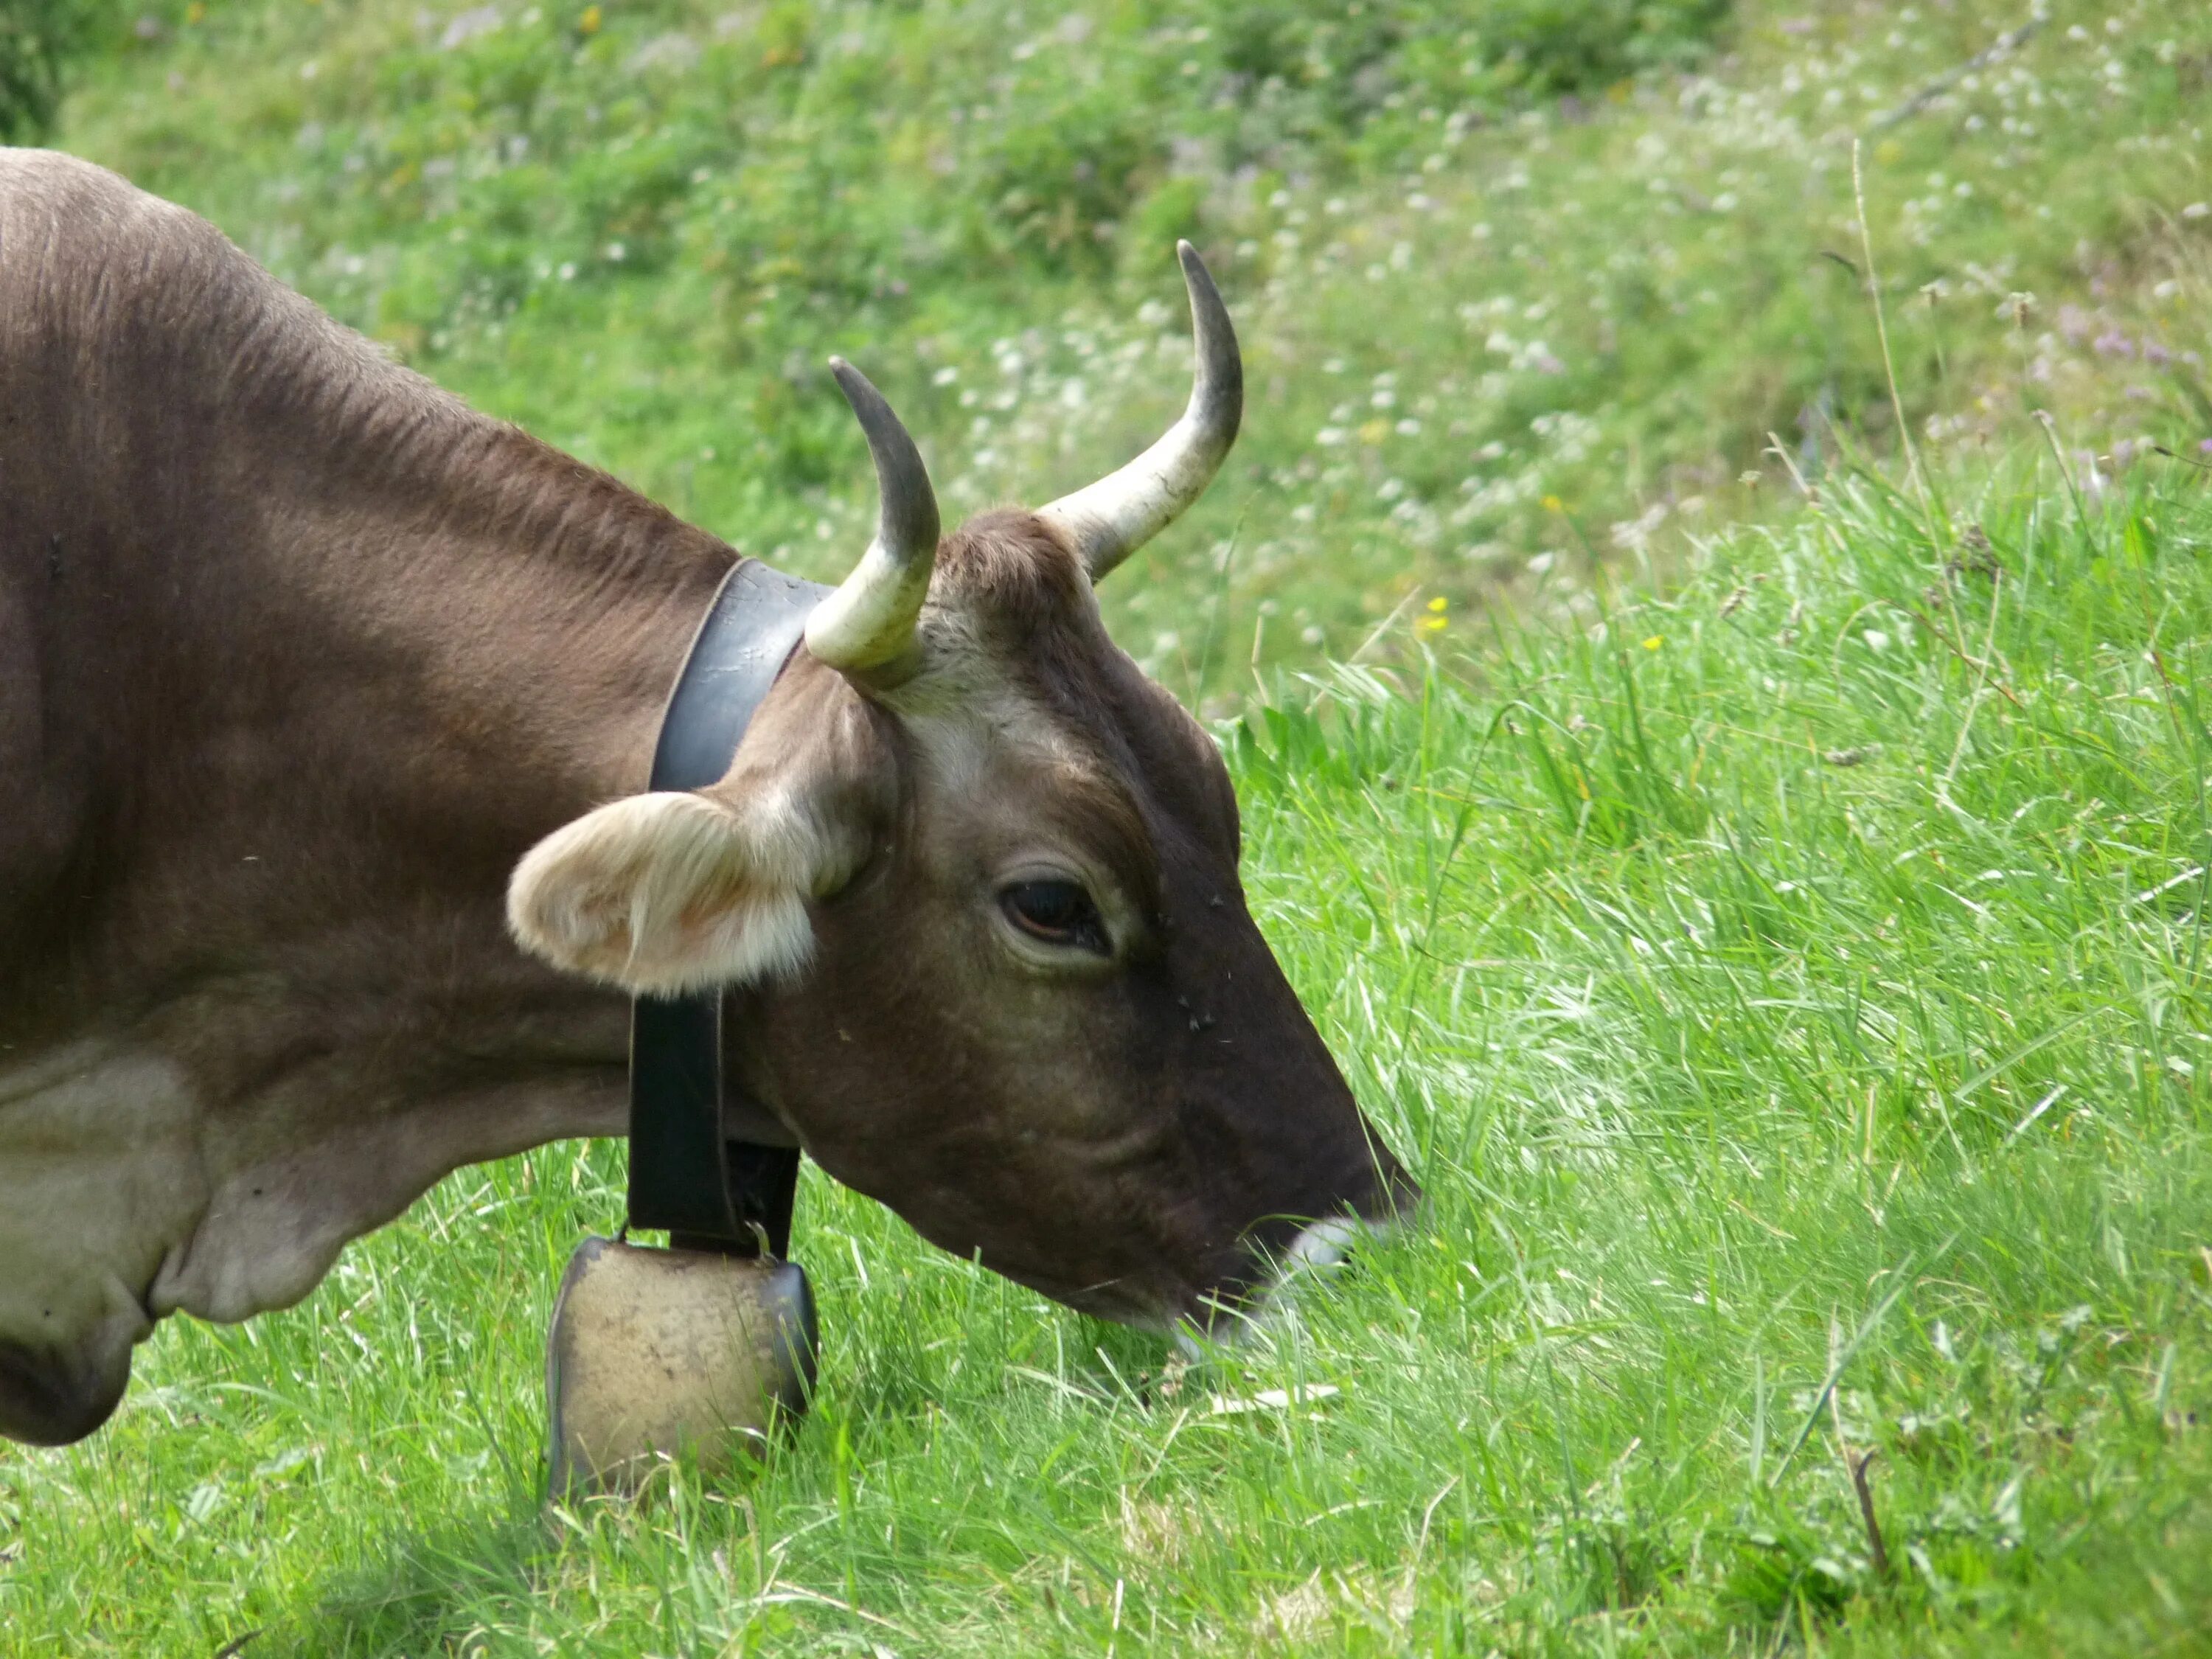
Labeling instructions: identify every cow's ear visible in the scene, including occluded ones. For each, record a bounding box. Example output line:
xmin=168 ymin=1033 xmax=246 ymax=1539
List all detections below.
xmin=506 ymin=790 xmax=821 ymax=993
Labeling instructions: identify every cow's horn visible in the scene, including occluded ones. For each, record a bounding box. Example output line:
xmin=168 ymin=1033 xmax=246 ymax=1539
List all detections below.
xmin=804 ymin=359 xmax=942 ymax=678
xmin=1036 ymin=242 xmax=1242 ymax=582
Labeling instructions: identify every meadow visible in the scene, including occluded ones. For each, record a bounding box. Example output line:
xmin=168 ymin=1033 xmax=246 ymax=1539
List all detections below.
xmin=4 ymin=0 xmax=2212 ymax=1653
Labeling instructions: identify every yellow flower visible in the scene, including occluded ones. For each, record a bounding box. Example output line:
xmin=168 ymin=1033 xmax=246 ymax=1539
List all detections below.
xmin=1416 ymin=614 xmax=1447 ymax=636
xmin=1425 ymin=595 xmax=1448 ymax=613
xmin=579 ymin=4 xmax=601 ymax=33
xmin=1641 ymin=635 xmax=1664 ymax=650
xmin=1542 ymin=494 xmax=1565 ymax=513
xmin=1358 ymin=418 xmax=1391 ymax=445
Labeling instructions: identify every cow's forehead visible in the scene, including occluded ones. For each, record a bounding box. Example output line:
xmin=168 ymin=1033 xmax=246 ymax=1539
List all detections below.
xmin=891 ymin=509 xmax=1237 ymax=859
xmin=925 ymin=507 xmax=1093 ymax=619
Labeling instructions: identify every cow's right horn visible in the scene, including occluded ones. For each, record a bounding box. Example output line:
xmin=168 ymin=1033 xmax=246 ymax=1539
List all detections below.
xmin=1036 ymin=241 xmax=1242 ymax=582
xmin=804 ymin=359 xmax=942 ymax=681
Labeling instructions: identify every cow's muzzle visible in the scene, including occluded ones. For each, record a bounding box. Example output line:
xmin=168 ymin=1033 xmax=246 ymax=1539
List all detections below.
xmin=1186 ymin=1213 xmax=1398 ymax=1346
xmin=1179 ymin=1150 xmax=1421 ymax=1346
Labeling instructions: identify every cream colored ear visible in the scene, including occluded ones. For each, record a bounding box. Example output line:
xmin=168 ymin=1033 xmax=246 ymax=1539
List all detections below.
xmin=506 ymin=791 xmax=816 ymax=994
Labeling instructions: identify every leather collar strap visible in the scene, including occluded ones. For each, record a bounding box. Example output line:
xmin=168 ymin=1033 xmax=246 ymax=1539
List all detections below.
xmin=628 ymin=557 xmax=827 ymax=1258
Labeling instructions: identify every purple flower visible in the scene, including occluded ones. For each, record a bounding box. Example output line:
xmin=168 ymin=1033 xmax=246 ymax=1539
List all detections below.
xmin=2145 ymin=342 xmax=2172 ymax=366
xmin=2092 ymin=329 xmax=2135 ymax=358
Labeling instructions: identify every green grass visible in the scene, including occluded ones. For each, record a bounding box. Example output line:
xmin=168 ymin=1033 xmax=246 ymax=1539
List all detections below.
xmin=9 ymin=0 xmax=2212 ymax=1652
xmin=7 ymin=461 xmax=2212 ymax=1653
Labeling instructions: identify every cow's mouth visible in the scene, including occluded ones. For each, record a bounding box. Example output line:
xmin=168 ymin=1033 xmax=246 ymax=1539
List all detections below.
xmin=1169 ymin=1209 xmax=1407 ymax=1352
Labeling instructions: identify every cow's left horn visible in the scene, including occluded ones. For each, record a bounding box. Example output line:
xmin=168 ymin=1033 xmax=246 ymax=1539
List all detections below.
xmin=804 ymin=359 xmax=942 ymax=679
xmin=1036 ymin=241 xmax=1242 ymax=582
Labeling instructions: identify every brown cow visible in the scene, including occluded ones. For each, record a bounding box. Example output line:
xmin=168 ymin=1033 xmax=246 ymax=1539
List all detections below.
xmin=0 ymin=149 xmax=1413 ymax=1447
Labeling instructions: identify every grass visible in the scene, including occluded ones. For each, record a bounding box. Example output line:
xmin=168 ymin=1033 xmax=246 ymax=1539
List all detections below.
xmin=7 ymin=0 xmax=2212 ymax=1652
xmin=6 ymin=459 xmax=2212 ymax=1654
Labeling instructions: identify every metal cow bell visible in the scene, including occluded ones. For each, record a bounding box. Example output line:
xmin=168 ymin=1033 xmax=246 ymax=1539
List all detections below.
xmin=544 ymin=562 xmax=829 ymax=1498
xmin=546 ymin=1235 xmax=817 ymax=1495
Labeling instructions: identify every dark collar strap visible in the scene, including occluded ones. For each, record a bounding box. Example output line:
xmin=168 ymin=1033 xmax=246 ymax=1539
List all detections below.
xmin=628 ymin=557 xmax=827 ymax=1256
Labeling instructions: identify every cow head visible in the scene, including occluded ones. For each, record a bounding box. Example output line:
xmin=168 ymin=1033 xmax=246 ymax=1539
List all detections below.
xmin=509 ymin=246 xmax=1415 ymax=1330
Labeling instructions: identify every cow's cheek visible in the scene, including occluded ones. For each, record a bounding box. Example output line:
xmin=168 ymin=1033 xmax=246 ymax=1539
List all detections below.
xmin=750 ymin=884 xmax=1014 ymax=1191
xmin=758 ymin=890 xmax=1192 ymax=1299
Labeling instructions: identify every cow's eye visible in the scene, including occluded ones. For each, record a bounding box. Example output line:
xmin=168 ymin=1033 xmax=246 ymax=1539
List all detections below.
xmin=1001 ymin=880 xmax=1110 ymax=954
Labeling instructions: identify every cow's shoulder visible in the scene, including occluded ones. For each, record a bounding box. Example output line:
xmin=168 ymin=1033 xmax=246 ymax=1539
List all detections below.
xmin=0 ymin=147 xmax=227 ymax=291
xmin=0 ymin=146 xmax=155 ymax=216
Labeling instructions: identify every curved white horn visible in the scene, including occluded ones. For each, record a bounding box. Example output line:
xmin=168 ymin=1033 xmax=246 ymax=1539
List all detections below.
xmin=804 ymin=358 xmax=942 ymax=678
xmin=1037 ymin=241 xmax=1242 ymax=582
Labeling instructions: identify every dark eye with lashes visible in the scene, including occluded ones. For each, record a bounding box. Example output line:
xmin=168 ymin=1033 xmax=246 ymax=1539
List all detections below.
xmin=1000 ymin=880 xmax=1111 ymax=955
